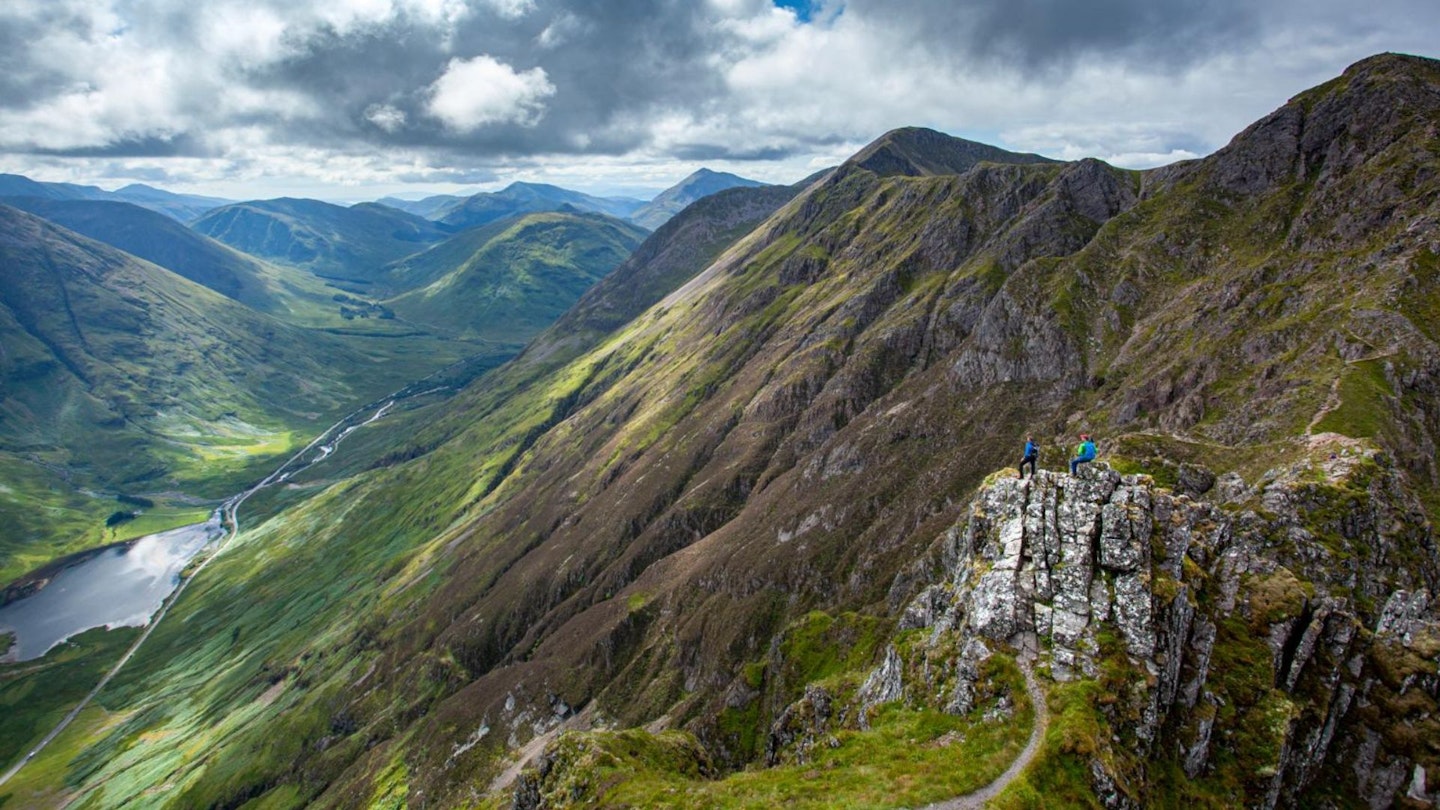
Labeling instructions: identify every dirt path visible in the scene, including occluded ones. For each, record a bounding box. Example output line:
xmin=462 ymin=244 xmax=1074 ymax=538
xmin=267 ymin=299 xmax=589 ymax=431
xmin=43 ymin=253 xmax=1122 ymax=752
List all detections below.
xmin=921 ymin=658 xmax=1048 ymax=810
xmin=1305 ymin=377 xmax=1344 ymax=436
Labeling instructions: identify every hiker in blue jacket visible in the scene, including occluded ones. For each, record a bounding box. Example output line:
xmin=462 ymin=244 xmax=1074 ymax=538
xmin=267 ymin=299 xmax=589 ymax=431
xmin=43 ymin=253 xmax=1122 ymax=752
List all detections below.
xmin=1070 ymin=434 xmax=1096 ymax=475
xmin=1017 ymin=435 xmax=1038 ymax=479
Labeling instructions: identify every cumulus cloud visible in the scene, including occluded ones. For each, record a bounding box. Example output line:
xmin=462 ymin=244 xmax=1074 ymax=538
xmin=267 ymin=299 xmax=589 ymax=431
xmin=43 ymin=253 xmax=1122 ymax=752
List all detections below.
xmin=0 ymin=0 xmax=1436 ymax=198
xmin=365 ymin=104 xmax=409 ymax=133
xmin=426 ymin=55 xmax=556 ymax=131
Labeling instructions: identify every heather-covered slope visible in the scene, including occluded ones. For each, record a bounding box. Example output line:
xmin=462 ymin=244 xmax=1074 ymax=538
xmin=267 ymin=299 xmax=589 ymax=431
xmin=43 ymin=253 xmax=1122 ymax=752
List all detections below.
xmin=192 ymin=198 xmax=448 ymax=284
xmin=382 ymin=212 xmax=648 ymax=341
xmin=0 ymin=197 xmax=283 ymax=312
xmin=8 ymin=54 xmax=1440 ymax=810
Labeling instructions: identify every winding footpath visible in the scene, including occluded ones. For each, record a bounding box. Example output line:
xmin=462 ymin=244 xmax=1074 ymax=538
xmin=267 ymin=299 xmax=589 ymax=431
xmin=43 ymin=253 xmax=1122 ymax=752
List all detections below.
xmin=0 ymin=401 xmax=396 ymax=789
xmin=921 ymin=658 xmax=1049 ymax=810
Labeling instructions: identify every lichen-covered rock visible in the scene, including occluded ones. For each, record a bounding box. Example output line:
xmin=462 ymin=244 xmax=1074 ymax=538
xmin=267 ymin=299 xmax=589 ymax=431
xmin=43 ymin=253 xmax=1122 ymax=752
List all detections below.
xmin=764 ymin=684 xmax=839 ymax=766
xmin=856 ymin=645 xmax=904 ymax=728
xmin=880 ymin=449 xmax=1439 ymax=808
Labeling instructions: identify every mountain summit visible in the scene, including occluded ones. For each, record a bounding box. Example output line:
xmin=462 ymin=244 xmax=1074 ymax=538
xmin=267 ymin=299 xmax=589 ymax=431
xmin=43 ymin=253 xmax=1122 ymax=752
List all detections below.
xmin=844 ymin=126 xmax=1057 ymax=177
xmin=629 ymin=168 xmax=769 ymax=230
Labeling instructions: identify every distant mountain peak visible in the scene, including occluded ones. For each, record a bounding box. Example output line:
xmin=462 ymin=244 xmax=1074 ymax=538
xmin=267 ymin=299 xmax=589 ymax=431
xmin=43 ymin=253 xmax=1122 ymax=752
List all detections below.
xmin=628 ymin=169 xmax=768 ymax=230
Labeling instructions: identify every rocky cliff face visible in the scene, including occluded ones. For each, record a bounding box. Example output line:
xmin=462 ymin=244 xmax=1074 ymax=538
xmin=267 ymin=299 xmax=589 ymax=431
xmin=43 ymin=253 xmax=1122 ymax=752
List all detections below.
xmin=513 ymin=440 xmax=1439 ymax=808
xmin=874 ymin=441 xmax=1439 ymax=808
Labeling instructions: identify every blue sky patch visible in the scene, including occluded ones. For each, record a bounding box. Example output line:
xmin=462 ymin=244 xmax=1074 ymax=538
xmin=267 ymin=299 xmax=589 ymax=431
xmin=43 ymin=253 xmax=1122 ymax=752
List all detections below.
xmin=773 ymin=0 xmax=819 ymax=23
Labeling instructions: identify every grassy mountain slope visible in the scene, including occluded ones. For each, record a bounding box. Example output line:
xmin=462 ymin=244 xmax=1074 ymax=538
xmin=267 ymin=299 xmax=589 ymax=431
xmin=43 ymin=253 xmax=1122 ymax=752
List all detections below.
xmin=628 ymin=169 xmax=769 ymax=231
xmin=435 ymin=183 xmax=647 ymax=231
xmin=0 ymin=205 xmax=441 ymax=581
xmin=0 ymin=196 xmax=462 ymax=334
xmin=525 ymin=183 xmax=807 ymax=363
xmin=6 ymin=54 xmax=1440 ymax=810
xmin=383 ymin=212 xmax=648 ymax=341
xmin=375 ymin=194 xmax=463 ymax=219
xmin=0 ymin=197 xmax=282 ymax=311
xmin=192 ymin=198 xmax=448 ymax=285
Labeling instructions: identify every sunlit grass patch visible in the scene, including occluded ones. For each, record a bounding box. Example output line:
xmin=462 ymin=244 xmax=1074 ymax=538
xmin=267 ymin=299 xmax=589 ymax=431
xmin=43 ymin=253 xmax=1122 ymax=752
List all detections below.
xmin=512 ymin=696 xmax=1032 ymax=810
xmin=0 ymin=626 xmax=139 ymax=787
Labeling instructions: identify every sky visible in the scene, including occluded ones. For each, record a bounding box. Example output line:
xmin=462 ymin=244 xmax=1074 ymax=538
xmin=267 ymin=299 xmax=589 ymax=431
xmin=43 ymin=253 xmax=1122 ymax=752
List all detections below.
xmin=0 ymin=0 xmax=1436 ymax=203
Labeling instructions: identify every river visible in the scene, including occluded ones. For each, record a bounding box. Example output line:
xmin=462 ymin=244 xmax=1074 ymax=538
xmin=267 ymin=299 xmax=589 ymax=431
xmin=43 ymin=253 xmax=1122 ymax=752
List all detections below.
xmin=0 ymin=515 xmax=226 ymax=662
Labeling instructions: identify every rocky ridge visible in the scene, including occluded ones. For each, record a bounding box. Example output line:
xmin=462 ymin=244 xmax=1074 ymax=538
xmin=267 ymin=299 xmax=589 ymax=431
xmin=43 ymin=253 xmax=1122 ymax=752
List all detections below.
xmin=855 ymin=443 xmax=1440 ymax=807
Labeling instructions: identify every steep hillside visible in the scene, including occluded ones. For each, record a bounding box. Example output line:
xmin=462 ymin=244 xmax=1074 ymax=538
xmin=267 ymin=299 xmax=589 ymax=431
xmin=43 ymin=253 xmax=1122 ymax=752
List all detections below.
xmin=0 ymin=196 xmax=455 ymax=333
xmin=7 ymin=54 xmax=1440 ymax=810
xmin=192 ymin=198 xmax=448 ymax=284
xmin=0 ymin=205 xmax=425 ymax=580
xmin=0 ymin=197 xmax=280 ymax=310
xmin=526 ymin=182 xmax=807 ymax=362
xmin=382 ymin=212 xmax=648 ymax=341
xmin=435 ymin=183 xmax=647 ymax=231
xmin=226 ymin=181 xmax=805 ymax=529
xmin=628 ymin=169 xmax=769 ymax=231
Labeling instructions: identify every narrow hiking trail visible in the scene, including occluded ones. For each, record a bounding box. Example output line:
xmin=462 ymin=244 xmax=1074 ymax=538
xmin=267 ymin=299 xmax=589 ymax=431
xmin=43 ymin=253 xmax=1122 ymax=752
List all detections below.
xmin=921 ymin=658 xmax=1048 ymax=810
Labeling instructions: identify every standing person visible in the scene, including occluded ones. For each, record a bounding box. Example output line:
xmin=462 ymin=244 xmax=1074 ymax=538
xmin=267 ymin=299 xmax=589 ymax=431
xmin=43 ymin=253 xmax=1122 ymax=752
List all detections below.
xmin=1070 ymin=434 xmax=1097 ymax=475
xmin=1018 ymin=435 xmax=1038 ymax=479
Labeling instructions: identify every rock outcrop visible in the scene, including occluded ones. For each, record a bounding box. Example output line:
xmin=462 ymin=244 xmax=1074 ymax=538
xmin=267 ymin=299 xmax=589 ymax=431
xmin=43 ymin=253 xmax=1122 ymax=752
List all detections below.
xmin=870 ymin=449 xmax=1439 ymax=808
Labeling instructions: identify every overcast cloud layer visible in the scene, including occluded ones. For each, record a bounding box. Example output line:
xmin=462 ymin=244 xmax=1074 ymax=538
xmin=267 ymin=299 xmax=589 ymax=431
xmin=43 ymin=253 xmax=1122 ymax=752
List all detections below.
xmin=1 ymin=0 xmax=1436 ymax=200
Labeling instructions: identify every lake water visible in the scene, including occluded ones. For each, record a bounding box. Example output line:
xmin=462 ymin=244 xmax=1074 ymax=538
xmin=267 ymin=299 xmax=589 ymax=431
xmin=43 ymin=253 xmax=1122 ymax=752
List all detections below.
xmin=0 ymin=515 xmax=225 ymax=662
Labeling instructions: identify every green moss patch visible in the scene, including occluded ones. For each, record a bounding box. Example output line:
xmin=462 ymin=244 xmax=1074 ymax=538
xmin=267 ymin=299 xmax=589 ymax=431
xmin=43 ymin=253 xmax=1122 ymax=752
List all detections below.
xmin=523 ymin=696 xmax=1031 ymax=809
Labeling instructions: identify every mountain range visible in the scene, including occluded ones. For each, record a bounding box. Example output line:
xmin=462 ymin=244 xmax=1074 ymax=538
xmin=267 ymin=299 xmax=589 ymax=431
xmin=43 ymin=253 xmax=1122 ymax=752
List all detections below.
xmin=413 ymin=182 xmax=645 ymax=232
xmin=0 ymin=173 xmax=232 ymax=222
xmin=377 ymin=171 xmax=769 ymax=233
xmin=192 ymin=198 xmax=451 ymax=285
xmin=2 ymin=52 xmax=1439 ymax=810
xmin=0 ymin=183 xmax=686 ymax=583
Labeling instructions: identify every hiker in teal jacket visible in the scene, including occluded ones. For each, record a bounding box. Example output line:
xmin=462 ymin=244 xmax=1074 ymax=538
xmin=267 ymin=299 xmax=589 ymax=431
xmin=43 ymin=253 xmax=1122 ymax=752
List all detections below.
xmin=1070 ymin=434 xmax=1096 ymax=475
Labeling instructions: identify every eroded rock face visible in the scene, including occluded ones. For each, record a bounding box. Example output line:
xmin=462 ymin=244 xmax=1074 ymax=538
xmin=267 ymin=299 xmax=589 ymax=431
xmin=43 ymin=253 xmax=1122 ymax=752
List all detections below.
xmin=878 ymin=455 xmax=1440 ymax=808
